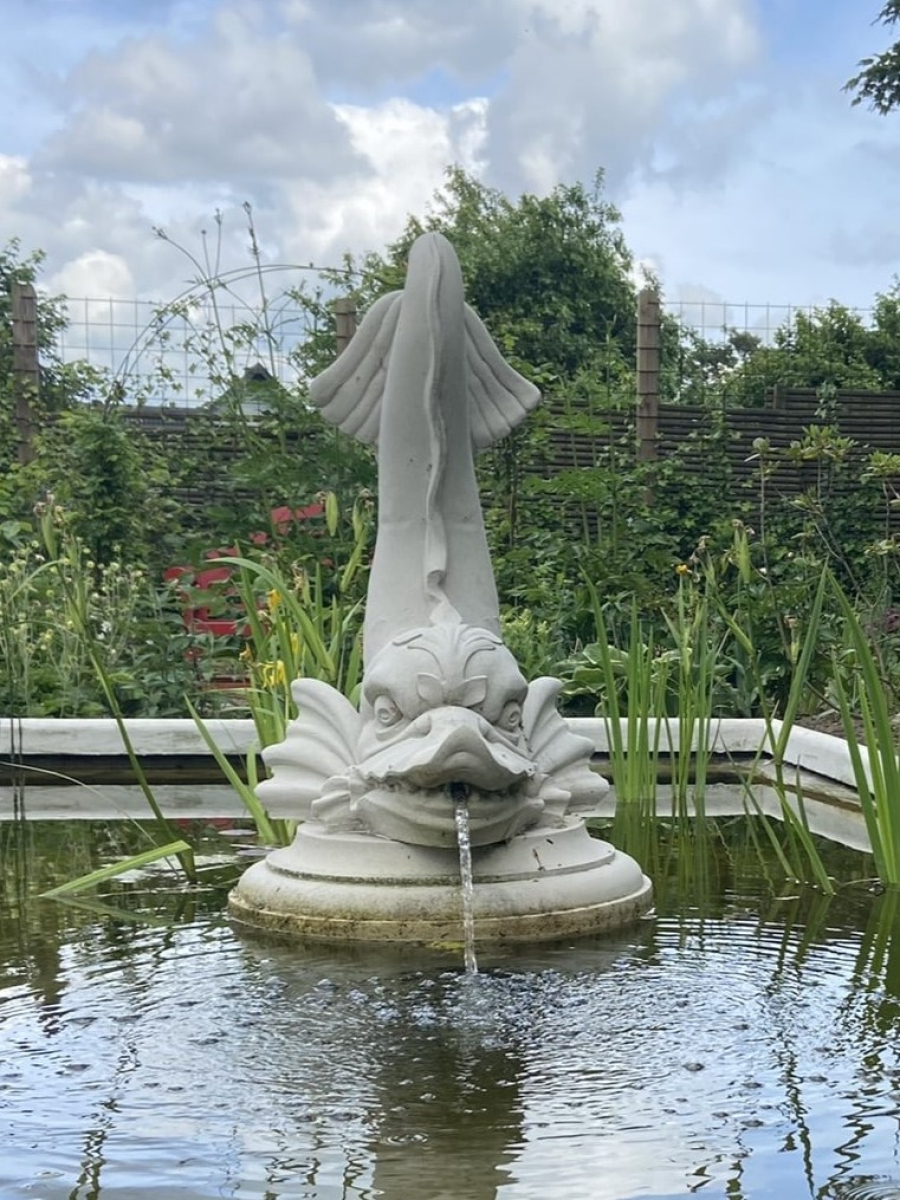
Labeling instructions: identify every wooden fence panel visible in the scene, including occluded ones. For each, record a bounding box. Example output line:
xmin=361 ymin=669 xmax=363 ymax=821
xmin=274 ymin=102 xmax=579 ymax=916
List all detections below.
xmin=116 ymin=387 xmax=900 ymax=531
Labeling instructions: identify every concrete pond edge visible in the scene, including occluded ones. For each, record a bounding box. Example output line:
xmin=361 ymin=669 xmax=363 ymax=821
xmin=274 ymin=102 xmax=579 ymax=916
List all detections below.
xmin=0 ymin=715 xmax=868 ymax=823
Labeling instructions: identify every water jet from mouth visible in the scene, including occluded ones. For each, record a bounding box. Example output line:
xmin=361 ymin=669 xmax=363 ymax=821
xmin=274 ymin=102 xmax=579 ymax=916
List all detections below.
xmin=452 ymin=789 xmax=478 ymax=975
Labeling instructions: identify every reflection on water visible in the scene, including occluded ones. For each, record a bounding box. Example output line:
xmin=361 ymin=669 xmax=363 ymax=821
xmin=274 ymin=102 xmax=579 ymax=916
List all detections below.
xmin=1 ymin=819 xmax=899 ymax=1199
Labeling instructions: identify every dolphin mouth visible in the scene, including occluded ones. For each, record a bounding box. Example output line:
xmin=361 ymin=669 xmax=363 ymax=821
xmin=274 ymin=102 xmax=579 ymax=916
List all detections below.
xmin=350 ymin=783 xmax=544 ymax=849
xmin=358 ymin=712 xmax=535 ymax=793
xmin=347 ymin=708 xmax=542 ymax=847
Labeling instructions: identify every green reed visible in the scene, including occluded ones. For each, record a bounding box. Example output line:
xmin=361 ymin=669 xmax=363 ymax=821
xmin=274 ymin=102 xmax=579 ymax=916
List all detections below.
xmin=576 ymin=582 xmax=666 ymax=856
xmin=829 ymin=576 xmax=900 ymax=887
xmin=34 ymin=504 xmax=197 ymax=889
xmin=716 ymin=568 xmax=835 ymax=892
xmin=662 ymin=576 xmax=728 ymax=824
xmin=190 ymin=492 xmax=370 ymax=847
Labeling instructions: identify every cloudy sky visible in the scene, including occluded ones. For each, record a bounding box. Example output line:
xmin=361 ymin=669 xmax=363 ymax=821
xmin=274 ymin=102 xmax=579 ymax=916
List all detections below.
xmin=1 ymin=0 xmax=898 ymax=315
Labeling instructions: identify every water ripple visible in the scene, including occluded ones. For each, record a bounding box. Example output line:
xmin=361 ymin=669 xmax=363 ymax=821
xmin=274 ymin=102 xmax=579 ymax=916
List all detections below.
xmin=1 ymin=865 xmax=899 ymax=1198
xmin=834 ymin=1180 xmax=900 ymax=1200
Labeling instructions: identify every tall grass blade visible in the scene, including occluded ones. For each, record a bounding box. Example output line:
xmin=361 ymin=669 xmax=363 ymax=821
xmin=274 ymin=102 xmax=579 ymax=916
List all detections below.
xmin=829 ymin=595 xmax=900 ymax=887
xmin=186 ymin=697 xmax=289 ymax=848
xmin=774 ymin=569 xmax=828 ymax=762
xmin=41 ymin=840 xmax=193 ymax=897
xmin=740 ymin=781 xmax=805 ymax=884
xmin=779 ymin=775 xmax=836 ymax=893
xmin=84 ymin=643 xmax=197 ymax=881
xmin=582 ymin=578 xmax=660 ymax=858
xmin=714 ymin=569 xmax=833 ymax=890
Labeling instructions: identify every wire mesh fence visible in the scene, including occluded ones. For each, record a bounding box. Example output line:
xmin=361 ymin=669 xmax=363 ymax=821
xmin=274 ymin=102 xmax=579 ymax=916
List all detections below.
xmin=55 ymin=292 xmax=317 ymax=406
xmin=12 ymin=282 xmax=900 ymax=549
xmin=44 ymin=290 xmax=889 ymax=408
xmin=663 ymin=297 xmax=887 ymax=408
xmin=668 ymin=299 xmax=876 ymax=345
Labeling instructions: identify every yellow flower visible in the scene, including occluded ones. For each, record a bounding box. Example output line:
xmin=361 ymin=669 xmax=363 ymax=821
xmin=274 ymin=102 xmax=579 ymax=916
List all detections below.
xmin=675 ymin=563 xmax=691 ymax=577
xmin=259 ymin=659 xmax=287 ymax=688
xmin=267 ymin=589 xmax=283 ymax=612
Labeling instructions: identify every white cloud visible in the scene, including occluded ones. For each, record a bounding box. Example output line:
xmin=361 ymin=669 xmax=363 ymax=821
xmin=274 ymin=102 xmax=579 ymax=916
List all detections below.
xmin=262 ymin=97 xmax=486 ymax=274
xmin=281 ymin=0 xmax=523 ymax=91
xmin=485 ymin=0 xmax=761 ymax=192
xmin=37 ymin=3 xmax=361 ymax=185
xmin=0 ymin=0 xmax=897 ymax=326
xmin=49 ymin=249 xmax=135 ymax=300
xmin=0 ymin=156 xmax=31 ymax=209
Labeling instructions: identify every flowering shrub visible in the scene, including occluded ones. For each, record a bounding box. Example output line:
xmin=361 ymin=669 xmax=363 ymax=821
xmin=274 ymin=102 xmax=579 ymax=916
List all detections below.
xmin=216 ymin=492 xmax=373 ymax=749
xmin=0 ymin=503 xmax=220 ymax=717
xmin=160 ymin=497 xmax=363 ymax=698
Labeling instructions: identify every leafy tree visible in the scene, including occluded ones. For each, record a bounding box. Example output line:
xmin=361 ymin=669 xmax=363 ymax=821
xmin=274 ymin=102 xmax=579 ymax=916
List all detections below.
xmin=1 ymin=242 xmax=66 ymax=371
xmin=348 ymin=166 xmax=638 ymax=390
xmin=846 ymin=2 xmax=900 ymax=112
xmin=1 ymin=242 xmax=107 ymax=530
xmin=0 ymin=241 xmax=102 ymax=414
xmin=865 ymin=288 xmax=900 ymax=381
xmin=32 ymin=407 xmax=171 ymax=565
xmin=722 ymin=298 xmax=900 ymax=406
xmin=664 ymin=326 xmax=763 ymax=404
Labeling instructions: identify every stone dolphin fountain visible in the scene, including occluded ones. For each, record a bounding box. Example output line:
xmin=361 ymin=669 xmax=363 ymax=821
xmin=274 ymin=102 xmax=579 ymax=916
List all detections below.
xmin=229 ymin=232 xmax=652 ymax=943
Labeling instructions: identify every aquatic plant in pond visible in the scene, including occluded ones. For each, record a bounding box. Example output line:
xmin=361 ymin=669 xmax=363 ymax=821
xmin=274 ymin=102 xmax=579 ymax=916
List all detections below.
xmin=726 ymin=568 xmax=900 ymax=893
xmin=562 ymin=576 xmax=728 ymax=855
xmin=831 ymin=577 xmax=900 ymax=886
xmin=31 ymin=503 xmax=197 ymax=883
xmin=560 ymin=566 xmax=859 ymax=891
xmin=661 ymin=575 xmax=727 ymax=823
xmin=723 ymin=570 xmax=838 ymax=893
xmin=563 ymin=591 xmax=665 ymax=855
xmin=184 ymin=492 xmax=371 ymax=849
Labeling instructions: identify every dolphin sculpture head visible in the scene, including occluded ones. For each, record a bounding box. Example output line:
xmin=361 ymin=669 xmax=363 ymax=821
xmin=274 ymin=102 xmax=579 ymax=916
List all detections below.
xmin=346 ymin=624 xmax=544 ymax=845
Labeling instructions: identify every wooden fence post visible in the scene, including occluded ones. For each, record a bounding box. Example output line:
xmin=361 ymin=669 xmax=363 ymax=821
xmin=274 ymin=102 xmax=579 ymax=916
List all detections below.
xmin=11 ymin=281 xmax=40 ymax=465
xmin=334 ymin=297 xmax=358 ymax=357
xmin=636 ymin=287 xmax=660 ymax=464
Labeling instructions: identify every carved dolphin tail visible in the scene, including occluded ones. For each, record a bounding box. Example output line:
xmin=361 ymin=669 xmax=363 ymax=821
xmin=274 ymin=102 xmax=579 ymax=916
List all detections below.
xmin=308 ymin=232 xmax=540 ymax=661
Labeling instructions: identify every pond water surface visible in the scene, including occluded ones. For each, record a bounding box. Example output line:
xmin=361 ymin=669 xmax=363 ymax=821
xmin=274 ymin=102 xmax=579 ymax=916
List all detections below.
xmin=1 ymin=819 xmax=900 ymax=1199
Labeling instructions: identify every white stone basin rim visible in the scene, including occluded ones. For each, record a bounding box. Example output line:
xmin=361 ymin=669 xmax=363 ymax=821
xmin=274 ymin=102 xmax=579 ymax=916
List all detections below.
xmin=0 ymin=715 xmax=870 ymax=794
xmin=0 ymin=717 xmax=258 ymax=757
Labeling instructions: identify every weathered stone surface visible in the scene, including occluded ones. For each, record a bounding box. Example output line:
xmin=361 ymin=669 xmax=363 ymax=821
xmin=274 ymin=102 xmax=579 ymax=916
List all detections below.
xmin=230 ymin=232 xmax=651 ymax=941
xmin=229 ymin=819 xmax=652 ymax=943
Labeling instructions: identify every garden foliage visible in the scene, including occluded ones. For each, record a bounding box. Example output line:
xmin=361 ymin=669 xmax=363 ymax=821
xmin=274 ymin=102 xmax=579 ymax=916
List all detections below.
xmin=3 ymin=171 xmax=900 ymax=748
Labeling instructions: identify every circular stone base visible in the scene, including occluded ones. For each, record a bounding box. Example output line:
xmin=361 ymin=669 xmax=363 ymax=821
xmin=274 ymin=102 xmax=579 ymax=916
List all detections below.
xmin=228 ymin=817 xmax=652 ymax=944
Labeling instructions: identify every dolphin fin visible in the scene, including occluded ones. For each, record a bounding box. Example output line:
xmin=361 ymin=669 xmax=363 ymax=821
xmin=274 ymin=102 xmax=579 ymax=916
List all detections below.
xmin=307 ymin=290 xmax=403 ymax=445
xmin=464 ymin=304 xmax=541 ymax=449
xmin=308 ymin=291 xmax=540 ymax=450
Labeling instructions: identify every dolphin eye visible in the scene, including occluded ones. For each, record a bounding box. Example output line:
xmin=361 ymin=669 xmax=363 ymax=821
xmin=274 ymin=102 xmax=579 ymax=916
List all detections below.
xmin=499 ymin=701 xmax=522 ymax=731
xmin=374 ymin=696 xmax=402 ymax=726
